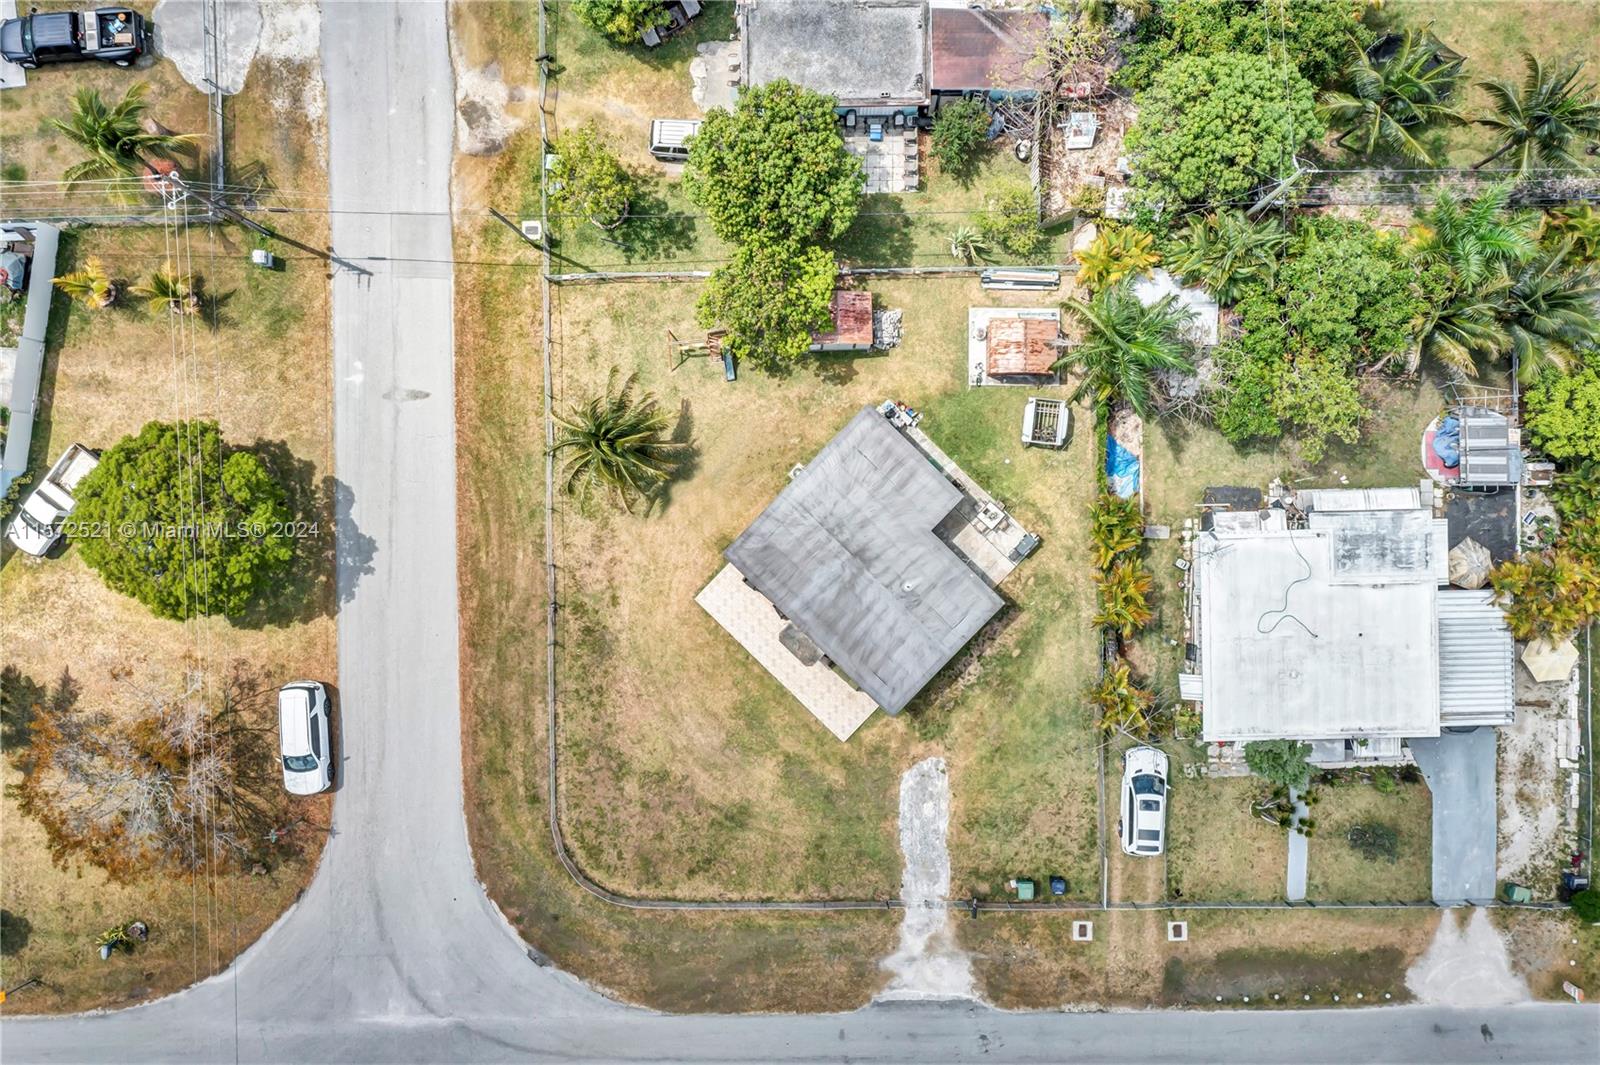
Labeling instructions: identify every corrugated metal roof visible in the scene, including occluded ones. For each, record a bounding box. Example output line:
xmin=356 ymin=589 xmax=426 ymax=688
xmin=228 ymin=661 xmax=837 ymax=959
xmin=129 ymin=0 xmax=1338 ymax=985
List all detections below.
xmin=811 ymin=290 xmax=874 ymax=348
xmin=985 ymin=316 xmax=1057 ymax=375
xmin=1437 ymin=588 xmax=1515 ymax=726
xmin=929 ymin=7 xmax=1046 ymax=91
xmin=725 ymin=407 xmax=1003 ymax=715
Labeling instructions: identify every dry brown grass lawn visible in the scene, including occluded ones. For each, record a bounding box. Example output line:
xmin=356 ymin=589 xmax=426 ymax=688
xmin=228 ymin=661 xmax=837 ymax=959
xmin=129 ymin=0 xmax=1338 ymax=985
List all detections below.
xmin=0 ymin=2 xmax=208 ymax=190
xmin=1165 ymin=774 xmax=1288 ymax=902
xmin=1492 ymin=907 xmax=1600 ymax=1001
xmin=964 ymin=906 xmax=1441 ymax=1009
xmin=544 ymin=276 xmax=1101 ymax=901
xmin=1306 ymin=780 xmax=1433 ymax=903
xmin=0 ymin=56 xmax=334 ymax=1012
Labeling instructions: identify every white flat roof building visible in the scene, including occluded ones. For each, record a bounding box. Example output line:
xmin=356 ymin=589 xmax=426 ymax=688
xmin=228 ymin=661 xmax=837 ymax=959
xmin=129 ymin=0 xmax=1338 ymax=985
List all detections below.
xmin=1189 ymin=485 xmax=1513 ymax=744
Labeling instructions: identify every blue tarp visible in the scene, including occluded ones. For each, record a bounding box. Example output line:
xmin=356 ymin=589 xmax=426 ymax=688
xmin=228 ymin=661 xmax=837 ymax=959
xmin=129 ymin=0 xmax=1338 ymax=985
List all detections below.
xmin=1106 ymin=435 xmax=1140 ymax=499
xmin=1433 ymin=414 xmax=1461 ymax=468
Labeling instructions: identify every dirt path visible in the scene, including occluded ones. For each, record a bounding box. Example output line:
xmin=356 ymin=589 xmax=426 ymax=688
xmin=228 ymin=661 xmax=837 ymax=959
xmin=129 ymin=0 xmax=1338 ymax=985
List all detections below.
xmin=1405 ymin=908 xmax=1531 ymax=1006
xmin=878 ymin=757 xmax=977 ymax=1001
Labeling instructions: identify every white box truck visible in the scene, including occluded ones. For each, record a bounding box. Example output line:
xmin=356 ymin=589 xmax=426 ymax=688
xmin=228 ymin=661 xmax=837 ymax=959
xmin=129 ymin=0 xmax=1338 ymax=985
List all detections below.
xmin=6 ymin=443 xmax=99 ymax=557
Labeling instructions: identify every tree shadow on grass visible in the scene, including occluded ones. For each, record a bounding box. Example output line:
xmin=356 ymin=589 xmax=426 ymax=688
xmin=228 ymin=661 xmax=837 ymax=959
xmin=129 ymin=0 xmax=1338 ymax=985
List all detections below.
xmin=229 ymin=440 xmax=376 ymax=629
xmin=648 ymin=398 xmax=700 ymax=516
xmin=0 ymin=909 xmax=31 ymax=955
xmin=0 ymin=664 xmax=78 ymax=771
xmin=617 ymin=177 xmax=700 ymax=264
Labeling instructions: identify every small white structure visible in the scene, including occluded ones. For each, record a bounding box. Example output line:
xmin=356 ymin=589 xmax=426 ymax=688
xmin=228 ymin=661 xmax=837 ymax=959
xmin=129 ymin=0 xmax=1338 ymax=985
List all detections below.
xmin=1021 ymin=397 xmax=1069 ymax=448
xmin=0 ymin=221 xmax=60 ymax=495
xmin=1132 ymin=268 xmax=1219 ymax=347
xmin=1061 ymin=111 xmax=1099 ymax=150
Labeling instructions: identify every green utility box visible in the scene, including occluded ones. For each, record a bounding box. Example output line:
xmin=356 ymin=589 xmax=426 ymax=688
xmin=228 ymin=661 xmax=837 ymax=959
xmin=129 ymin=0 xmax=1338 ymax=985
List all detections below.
xmin=1014 ymin=878 xmax=1036 ymax=901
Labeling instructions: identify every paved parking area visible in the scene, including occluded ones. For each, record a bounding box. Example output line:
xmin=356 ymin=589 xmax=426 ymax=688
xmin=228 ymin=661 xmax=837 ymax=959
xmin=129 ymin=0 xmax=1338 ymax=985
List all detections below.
xmin=1409 ymin=730 xmax=1499 ymax=903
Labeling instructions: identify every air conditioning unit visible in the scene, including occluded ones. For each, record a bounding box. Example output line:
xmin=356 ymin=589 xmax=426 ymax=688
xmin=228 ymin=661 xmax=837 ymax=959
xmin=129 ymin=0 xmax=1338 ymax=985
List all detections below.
xmin=520 ymin=219 xmax=544 ymax=243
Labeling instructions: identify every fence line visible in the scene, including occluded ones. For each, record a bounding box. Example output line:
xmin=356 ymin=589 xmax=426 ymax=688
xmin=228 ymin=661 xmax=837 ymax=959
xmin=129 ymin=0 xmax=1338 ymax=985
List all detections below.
xmin=548 ymin=262 xmax=1081 ymax=284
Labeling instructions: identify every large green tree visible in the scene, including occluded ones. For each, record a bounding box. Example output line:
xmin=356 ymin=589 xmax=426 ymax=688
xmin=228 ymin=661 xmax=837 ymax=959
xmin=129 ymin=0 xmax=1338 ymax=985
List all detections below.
xmin=69 ymin=421 xmax=295 ymax=620
xmin=1215 ymin=216 xmax=1422 ymax=461
xmin=549 ymin=121 xmax=633 ymax=228
xmin=929 ymin=98 xmax=991 ymax=183
xmin=1526 ymin=363 xmax=1600 ymax=461
xmin=1474 ymin=53 xmax=1600 ymax=172
xmin=697 ymin=241 xmax=839 ymax=368
xmin=1119 ymin=0 xmax=1371 ymax=90
xmin=571 ymin=0 xmax=667 ymax=45
xmin=1124 ymin=52 xmax=1323 ymax=205
xmin=1053 ymin=283 xmax=1194 ymax=417
xmin=684 ymin=80 xmax=865 ymax=248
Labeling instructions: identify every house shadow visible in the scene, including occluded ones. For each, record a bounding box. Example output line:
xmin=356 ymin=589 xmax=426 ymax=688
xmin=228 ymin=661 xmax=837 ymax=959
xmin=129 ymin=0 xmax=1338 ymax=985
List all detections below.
xmin=230 ymin=440 xmax=376 ymax=628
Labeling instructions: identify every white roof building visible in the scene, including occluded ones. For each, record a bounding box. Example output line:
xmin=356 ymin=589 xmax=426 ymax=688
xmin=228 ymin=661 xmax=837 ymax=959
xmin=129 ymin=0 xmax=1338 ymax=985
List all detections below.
xmin=1133 ymin=268 xmax=1219 ymax=347
xmin=1188 ymin=484 xmax=1514 ymax=749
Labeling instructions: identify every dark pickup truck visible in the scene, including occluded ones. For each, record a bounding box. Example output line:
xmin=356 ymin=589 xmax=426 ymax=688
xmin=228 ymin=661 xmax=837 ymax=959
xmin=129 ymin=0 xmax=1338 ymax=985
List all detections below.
xmin=0 ymin=7 xmax=146 ymax=69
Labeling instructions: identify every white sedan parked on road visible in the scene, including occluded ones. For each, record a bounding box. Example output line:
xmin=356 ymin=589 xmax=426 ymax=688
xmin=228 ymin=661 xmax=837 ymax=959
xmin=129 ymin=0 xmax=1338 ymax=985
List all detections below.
xmin=1119 ymin=745 xmax=1169 ymax=857
xmin=278 ymin=681 xmax=333 ymax=795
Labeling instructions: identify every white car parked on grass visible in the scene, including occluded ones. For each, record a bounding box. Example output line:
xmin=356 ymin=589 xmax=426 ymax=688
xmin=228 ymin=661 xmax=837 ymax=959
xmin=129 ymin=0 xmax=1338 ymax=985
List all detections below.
xmin=277 ymin=681 xmax=333 ymax=795
xmin=1119 ymin=745 xmax=1169 ymax=857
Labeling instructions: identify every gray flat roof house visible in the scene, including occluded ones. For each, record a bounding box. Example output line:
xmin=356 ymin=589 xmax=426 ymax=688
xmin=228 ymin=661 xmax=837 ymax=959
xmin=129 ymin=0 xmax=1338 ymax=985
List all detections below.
xmin=740 ymin=0 xmax=930 ymax=108
xmin=724 ymin=406 xmax=1002 ymax=716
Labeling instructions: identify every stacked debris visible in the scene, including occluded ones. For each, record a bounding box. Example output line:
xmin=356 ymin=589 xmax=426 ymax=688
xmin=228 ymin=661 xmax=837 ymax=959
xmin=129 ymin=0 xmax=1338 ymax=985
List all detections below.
xmin=872 ymin=308 xmax=904 ymax=350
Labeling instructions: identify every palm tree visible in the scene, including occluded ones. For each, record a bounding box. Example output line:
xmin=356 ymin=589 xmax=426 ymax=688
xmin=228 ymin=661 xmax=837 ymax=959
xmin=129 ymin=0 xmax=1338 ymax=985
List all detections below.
xmin=52 ymin=256 xmax=118 ymax=309
xmin=1053 ymin=283 xmax=1194 ymax=417
xmin=1499 ymin=237 xmax=1600 ymax=382
xmin=1409 ymin=185 xmax=1539 ymax=289
xmin=551 ymin=369 xmax=688 ymax=512
xmin=50 ymin=84 xmax=200 ymax=187
xmin=1094 ymin=558 xmax=1153 ymax=639
xmin=1319 ymin=31 xmax=1466 ymax=164
xmin=948 ymin=225 xmax=987 ymax=265
xmin=1167 ymin=210 xmax=1287 ymax=304
xmin=1075 ymin=225 xmax=1160 ymax=291
xmin=128 ymin=262 xmax=200 ymax=317
xmin=1473 ymin=53 xmax=1600 ymax=172
xmin=1089 ymin=660 xmax=1153 ymax=740
xmin=1546 ymin=205 xmax=1600 ymax=261
xmin=1409 ymin=282 xmax=1511 ymax=378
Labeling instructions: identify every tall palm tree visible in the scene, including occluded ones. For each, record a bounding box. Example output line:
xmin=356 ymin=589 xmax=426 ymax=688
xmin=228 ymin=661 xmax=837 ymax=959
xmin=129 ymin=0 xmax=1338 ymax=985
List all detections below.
xmin=551 ymin=369 xmax=688 ymax=512
xmin=50 ymin=84 xmax=200 ymax=186
xmin=1319 ymin=32 xmax=1466 ymax=164
xmin=128 ymin=262 xmax=200 ymax=317
xmin=1409 ymin=185 xmax=1539 ymax=289
xmin=1499 ymin=237 xmax=1600 ymax=382
xmin=1473 ymin=53 xmax=1600 ymax=172
xmin=1167 ymin=210 xmax=1287 ymax=304
xmin=1053 ymin=283 xmax=1194 ymax=418
xmin=52 ymin=256 xmax=118 ymax=309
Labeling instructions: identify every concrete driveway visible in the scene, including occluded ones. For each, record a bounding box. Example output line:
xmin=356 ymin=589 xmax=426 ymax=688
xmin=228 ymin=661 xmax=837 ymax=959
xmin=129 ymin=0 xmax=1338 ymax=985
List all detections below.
xmin=1410 ymin=729 xmax=1499 ymax=904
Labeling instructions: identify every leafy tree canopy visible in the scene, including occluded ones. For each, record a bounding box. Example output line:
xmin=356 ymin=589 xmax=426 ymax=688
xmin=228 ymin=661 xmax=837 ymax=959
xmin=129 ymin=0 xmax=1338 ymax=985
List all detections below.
xmin=1244 ymin=739 xmax=1313 ymax=791
xmin=684 ymin=80 xmax=864 ymax=248
xmin=930 ymin=98 xmax=992 ymax=183
xmin=571 ymin=0 xmax=667 ymax=45
xmin=1125 ymin=51 xmax=1324 ymax=205
xmin=978 ymin=182 xmax=1048 ymax=257
xmin=697 ymin=242 xmax=839 ymax=368
xmin=69 ymin=421 xmax=295 ymax=621
xmin=1214 ymin=216 xmax=1422 ymax=461
xmin=1526 ymin=363 xmax=1600 ymax=462
xmin=549 ymin=121 xmax=633 ymax=228
xmin=1119 ymin=0 xmax=1372 ymax=91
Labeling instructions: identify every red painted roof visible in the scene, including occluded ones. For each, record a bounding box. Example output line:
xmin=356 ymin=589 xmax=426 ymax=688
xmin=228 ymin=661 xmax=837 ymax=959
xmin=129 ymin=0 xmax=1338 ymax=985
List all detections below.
xmin=986 ymin=317 xmax=1058 ymax=376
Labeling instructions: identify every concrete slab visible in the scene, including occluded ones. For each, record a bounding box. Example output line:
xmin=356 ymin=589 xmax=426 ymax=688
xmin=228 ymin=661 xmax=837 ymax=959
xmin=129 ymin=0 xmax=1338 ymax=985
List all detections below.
xmin=696 ymin=564 xmax=879 ymax=741
xmin=1409 ymin=729 xmax=1498 ymax=904
xmin=1286 ymin=788 xmax=1308 ymax=901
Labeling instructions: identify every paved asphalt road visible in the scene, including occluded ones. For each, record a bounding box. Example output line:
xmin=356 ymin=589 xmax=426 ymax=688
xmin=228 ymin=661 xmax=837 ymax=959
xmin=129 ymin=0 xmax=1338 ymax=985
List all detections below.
xmin=4 ymin=4 xmax=1597 ymax=1062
